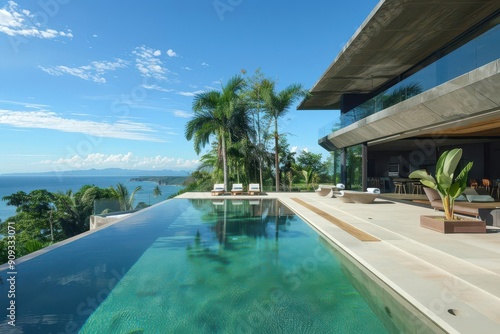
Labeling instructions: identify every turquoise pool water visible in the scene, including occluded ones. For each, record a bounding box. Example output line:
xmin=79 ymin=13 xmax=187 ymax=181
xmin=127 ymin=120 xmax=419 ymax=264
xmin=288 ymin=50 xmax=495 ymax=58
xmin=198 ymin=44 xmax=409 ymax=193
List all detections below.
xmin=0 ymin=199 xmax=391 ymax=333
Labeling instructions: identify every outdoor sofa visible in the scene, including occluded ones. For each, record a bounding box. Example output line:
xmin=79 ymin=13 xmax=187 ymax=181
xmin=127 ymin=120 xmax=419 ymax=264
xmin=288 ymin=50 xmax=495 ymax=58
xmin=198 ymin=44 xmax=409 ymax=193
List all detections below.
xmin=423 ymin=187 xmax=500 ymax=221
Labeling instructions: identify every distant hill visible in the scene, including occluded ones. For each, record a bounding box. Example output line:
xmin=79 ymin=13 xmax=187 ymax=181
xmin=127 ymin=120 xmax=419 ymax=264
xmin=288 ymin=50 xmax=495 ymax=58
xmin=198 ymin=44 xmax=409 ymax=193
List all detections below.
xmin=1 ymin=168 xmax=192 ymax=177
xmin=130 ymin=176 xmax=188 ymax=185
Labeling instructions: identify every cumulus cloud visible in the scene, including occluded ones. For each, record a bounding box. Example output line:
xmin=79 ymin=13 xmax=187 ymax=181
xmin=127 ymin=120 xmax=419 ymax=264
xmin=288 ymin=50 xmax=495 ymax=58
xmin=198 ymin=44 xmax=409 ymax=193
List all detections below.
xmin=39 ymin=59 xmax=128 ymax=83
xmin=132 ymin=45 xmax=168 ymax=80
xmin=39 ymin=152 xmax=199 ymax=170
xmin=0 ymin=1 xmax=73 ymax=39
xmin=166 ymin=49 xmax=178 ymax=57
xmin=201 ymin=62 xmax=209 ymax=67
xmin=0 ymin=109 xmax=164 ymax=142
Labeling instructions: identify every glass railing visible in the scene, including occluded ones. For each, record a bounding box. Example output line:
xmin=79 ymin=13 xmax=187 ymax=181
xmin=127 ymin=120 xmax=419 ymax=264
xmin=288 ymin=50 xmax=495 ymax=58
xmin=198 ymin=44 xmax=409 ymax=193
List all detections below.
xmin=318 ymin=23 xmax=500 ymax=139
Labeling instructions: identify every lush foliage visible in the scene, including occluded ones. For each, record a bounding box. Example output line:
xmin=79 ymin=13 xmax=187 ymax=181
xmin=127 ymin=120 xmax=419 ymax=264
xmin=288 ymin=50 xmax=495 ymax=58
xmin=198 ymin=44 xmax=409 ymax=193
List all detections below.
xmin=409 ymin=148 xmax=473 ymax=219
xmin=0 ymin=182 xmax=155 ymax=264
xmin=184 ymin=69 xmax=336 ymax=192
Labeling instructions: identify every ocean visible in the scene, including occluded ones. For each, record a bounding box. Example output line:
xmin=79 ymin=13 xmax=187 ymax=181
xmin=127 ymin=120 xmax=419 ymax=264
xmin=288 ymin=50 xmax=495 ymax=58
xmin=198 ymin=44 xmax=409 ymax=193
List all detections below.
xmin=0 ymin=175 xmax=184 ymax=222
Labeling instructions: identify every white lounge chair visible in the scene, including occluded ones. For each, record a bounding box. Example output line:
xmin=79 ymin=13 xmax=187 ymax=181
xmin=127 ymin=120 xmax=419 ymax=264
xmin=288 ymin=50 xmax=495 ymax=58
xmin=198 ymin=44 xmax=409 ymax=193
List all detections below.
xmin=248 ymin=183 xmax=260 ymax=195
xmin=337 ymin=190 xmax=379 ymax=204
xmin=231 ymin=183 xmax=244 ymax=195
xmin=315 ymin=183 xmax=345 ymax=197
xmin=211 ymin=183 xmax=225 ymax=196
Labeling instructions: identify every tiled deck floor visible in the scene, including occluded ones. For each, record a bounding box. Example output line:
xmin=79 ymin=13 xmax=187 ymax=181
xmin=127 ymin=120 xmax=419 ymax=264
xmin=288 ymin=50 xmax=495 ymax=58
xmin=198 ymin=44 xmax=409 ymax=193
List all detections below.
xmin=177 ymin=191 xmax=500 ymax=334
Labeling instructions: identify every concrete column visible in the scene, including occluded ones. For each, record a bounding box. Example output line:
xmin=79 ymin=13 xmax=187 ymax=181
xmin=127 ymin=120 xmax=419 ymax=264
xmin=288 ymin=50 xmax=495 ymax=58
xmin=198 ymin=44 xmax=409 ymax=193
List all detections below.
xmin=341 ymin=147 xmax=347 ymax=186
xmin=362 ymin=142 xmax=368 ymax=191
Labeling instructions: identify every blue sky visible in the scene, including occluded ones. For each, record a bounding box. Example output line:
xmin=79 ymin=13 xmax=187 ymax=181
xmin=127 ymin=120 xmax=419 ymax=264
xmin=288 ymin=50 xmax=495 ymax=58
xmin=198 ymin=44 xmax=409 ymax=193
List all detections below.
xmin=0 ymin=0 xmax=378 ymax=174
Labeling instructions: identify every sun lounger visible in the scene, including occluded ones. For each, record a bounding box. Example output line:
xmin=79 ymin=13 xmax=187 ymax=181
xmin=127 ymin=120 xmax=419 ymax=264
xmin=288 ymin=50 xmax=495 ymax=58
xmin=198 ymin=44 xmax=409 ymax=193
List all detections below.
xmin=231 ymin=183 xmax=244 ymax=195
xmin=336 ymin=190 xmax=379 ymax=204
xmin=315 ymin=183 xmax=345 ymax=197
xmin=211 ymin=183 xmax=225 ymax=196
xmin=248 ymin=183 xmax=260 ymax=195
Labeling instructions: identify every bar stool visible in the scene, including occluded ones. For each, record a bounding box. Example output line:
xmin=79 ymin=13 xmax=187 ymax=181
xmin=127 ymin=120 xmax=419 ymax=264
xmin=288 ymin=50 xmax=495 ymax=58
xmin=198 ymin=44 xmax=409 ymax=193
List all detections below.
xmin=411 ymin=181 xmax=423 ymax=194
xmin=482 ymin=179 xmax=492 ymax=192
xmin=491 ymin=180 xmax=500 ymax=199
xmin=394 ymin=182 xmax=406 ymax=194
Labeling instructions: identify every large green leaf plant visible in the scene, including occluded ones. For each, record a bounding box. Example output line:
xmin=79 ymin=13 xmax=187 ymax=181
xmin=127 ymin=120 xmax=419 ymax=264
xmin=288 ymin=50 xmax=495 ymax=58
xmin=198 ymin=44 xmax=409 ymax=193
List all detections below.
xmin=409 ymin=148 xmax=473 ymax=220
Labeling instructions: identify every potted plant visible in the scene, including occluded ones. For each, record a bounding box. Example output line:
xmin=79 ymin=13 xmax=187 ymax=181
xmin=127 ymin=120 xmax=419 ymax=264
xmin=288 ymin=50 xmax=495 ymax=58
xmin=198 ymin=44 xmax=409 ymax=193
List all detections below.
xmin=409 ymin=148 xmax=485 ymax=233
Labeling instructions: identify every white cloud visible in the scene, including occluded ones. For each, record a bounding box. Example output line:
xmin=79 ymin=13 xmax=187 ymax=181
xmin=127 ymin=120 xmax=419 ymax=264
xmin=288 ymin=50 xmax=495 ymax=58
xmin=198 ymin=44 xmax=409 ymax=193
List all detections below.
xmin=176 ymin=90 xmax=205 ymax=97
xmin=166 ymin=49 xmax=178 ymax=57
xmin=0 ymin=1 xmax=73 ymax=39
xmin=0 ymin=99 xmax=49 ymax=110
xmin=39 ymin=152 xmax=200 ymax=170
xmin=133 ymin=45 xmax=168 ymax=80
xmin=92 ymin=34 xmax=98 ymax=38
xmin=182 ymin=66 xmax=192 ymax=71
xmin=153 ymin=49 xmax=161 ymax=56
xmin=38 ymin=59 xmax=128 ymax=83
xmin=0 ymin=109 xmax=164 ymax=142
xmin=142 ymin=84 xmax=174 ymax=93
xmin=201 ymin=62 xmax=209 ymax=67
xmin=173 ymin=110 xmax=192 ymax=118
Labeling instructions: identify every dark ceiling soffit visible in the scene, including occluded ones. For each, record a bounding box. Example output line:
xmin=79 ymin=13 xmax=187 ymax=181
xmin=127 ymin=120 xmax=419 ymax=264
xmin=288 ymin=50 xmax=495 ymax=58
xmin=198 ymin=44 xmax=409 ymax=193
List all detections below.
xmin=298 ymin=2 xmax=500 ymax=111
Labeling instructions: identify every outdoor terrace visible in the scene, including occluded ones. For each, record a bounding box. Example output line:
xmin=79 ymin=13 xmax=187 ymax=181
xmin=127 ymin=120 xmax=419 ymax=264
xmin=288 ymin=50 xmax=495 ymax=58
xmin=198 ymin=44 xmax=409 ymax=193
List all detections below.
xmin=177 ymin=191 xmax=500 ymax=333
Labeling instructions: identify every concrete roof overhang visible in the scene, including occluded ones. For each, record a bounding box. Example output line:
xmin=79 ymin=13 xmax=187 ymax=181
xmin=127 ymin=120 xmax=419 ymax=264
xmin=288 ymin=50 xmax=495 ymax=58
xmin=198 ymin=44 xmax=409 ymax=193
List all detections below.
xmin=298 ymin=0 xmax=500 ymax=111
xmin=320 ymin=60 xmax=500 ymax=150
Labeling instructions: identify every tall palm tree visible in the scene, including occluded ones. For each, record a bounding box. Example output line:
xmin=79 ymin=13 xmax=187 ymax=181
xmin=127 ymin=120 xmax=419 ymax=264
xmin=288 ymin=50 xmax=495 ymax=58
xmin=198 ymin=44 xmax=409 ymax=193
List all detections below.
xmin=243 ymin=68 xmax=269 ymax=190
xmin=262 ymin=81 xmax=307 ymax=191
xmin=109 ymin=183 xmax=142 ymax=211
xmin=185 ymin=75 xmax=246 ymax=191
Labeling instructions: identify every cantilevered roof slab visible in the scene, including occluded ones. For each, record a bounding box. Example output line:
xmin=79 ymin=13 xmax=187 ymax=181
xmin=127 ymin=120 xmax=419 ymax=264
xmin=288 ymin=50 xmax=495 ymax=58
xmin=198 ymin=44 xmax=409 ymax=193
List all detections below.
xmin=322 ymin=60 xmax=500 ymax=149
xmin=298 ymin=0 xmax=500 ymax=110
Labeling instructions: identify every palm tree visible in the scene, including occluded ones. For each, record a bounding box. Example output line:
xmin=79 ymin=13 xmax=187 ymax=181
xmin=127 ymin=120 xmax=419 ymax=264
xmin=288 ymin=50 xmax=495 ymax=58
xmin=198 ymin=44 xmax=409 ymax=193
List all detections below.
xmin=185 ymin=75 xmax=247 ymax=191
xmin=261 ymin=81 xmax=307 ymax=191
xmin=109 ymin=183 xmax=142 ymax=211
xmin=153 ymin=185 xmax=162 ymax=198
xmin=242 ymin=68 xmax=269 ymax=190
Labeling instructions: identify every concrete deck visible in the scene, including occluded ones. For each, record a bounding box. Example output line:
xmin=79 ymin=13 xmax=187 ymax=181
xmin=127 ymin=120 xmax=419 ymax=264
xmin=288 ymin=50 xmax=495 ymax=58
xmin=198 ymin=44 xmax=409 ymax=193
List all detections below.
xmin=176 ymin=191 xmax=500 ymax=334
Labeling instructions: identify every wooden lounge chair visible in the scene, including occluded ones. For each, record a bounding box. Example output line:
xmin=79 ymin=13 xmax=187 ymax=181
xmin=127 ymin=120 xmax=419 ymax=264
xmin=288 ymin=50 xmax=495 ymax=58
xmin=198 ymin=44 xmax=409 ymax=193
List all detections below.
xmin=248 ymin=183 xmax=260 ymax=195
xmin=211 ymin=184 xmax=225 ymax=196
xmin=336 ymin=190 xmax=379 ymax=204
xmin=231 ymin=183 xmax=244 ymax=195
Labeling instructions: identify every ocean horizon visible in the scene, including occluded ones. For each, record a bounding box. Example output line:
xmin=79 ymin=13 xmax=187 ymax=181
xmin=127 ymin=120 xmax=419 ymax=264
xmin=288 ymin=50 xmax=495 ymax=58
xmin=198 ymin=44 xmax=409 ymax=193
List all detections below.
xmin=0 ymin=175 xmax=184 ymax=222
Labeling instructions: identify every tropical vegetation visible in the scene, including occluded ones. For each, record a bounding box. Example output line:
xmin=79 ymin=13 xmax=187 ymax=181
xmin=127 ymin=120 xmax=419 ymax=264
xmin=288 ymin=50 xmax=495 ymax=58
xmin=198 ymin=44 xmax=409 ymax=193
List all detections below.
xmin=409 ymin=148 xmax=473 ymax=220
xmin=0 ymin=182 xmax=158 ymax=264
xmin=184 ymin=69 xmax=362 ymax=193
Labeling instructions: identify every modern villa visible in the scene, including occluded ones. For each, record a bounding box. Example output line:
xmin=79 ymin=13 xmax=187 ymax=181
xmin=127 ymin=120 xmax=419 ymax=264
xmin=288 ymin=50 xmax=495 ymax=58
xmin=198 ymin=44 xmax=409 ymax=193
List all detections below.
xmin=299 ymin=0 xmax=500 ymax=192
xmin=2 ymin=1 xmax=500 ymax=333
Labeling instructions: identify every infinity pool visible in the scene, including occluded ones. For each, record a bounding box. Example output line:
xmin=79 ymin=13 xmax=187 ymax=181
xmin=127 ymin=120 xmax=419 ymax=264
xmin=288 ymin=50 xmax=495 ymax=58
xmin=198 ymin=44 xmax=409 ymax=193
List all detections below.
xmin=1 ymin=199 xmax=397 ymax=333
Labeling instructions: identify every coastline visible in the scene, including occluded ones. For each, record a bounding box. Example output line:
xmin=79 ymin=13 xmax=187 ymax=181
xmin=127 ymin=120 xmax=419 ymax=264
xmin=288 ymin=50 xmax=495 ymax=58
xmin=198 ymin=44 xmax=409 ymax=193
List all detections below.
xmin=0 ymin=175 xmax=184 ymax=223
